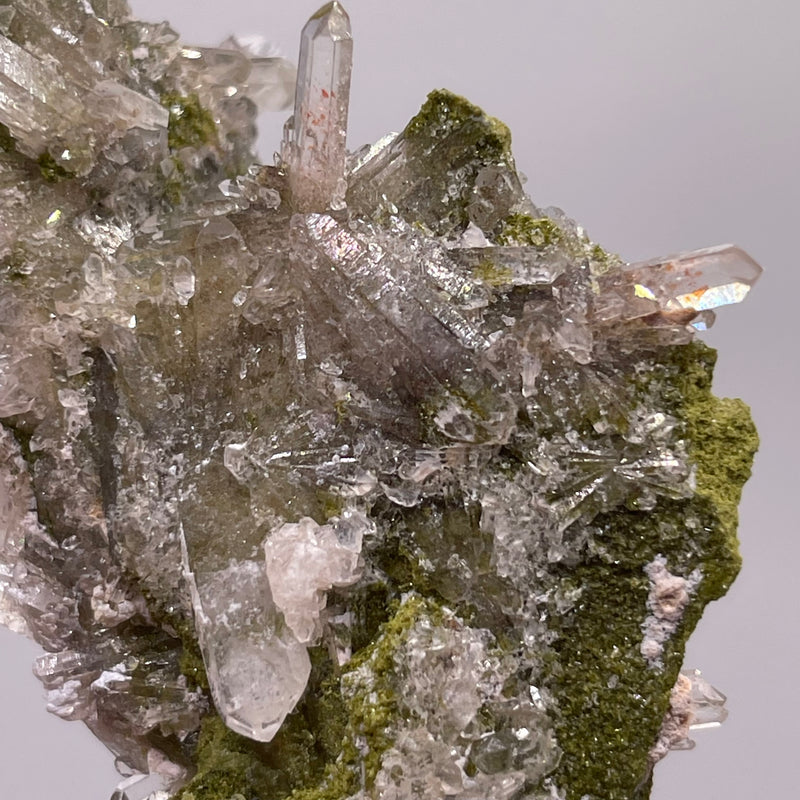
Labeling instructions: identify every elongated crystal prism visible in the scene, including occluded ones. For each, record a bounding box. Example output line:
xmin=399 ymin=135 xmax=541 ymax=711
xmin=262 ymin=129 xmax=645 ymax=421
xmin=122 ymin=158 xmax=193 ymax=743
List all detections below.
xmin=596 ymin=243 xmax=763 ymax=324
xmin=625 ymin=244 xmax=763 ymax=312
xmin=283 ymin=2 xmax=353 ymax=211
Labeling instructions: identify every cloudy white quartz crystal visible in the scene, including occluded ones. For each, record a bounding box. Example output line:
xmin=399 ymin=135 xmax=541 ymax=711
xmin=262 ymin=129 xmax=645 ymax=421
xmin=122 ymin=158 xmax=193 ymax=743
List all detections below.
xmin=282 ymin=1 xmax=353 ymax=211
xmin=182 ymin=554 xmax=313 ymax=743
xmin=264 ymin=512 xmax=366 ymax=644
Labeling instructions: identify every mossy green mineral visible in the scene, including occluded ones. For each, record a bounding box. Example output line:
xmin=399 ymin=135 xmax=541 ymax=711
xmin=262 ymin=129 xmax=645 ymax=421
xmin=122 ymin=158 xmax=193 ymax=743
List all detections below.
xmin=544 ymin=343 xmax=757 ymax=799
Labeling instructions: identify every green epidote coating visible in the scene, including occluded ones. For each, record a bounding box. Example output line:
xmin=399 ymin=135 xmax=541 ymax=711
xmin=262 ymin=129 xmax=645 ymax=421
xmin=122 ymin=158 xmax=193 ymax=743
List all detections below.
xmin=176 ymin=649 xmax=345 ymax=800
xmin=163 ymin=158 xmax=189 ymax=208
xmin=471 ymin=258 xmax=514 ymax=287
xmin=586 ymin=241 xmax=625 ymax=278
xmin=495 ymin=213 xmax=621 ymax=270
xmin=544 ymin=341 xmax=757 ymax=800
xmin=176 ymin=622 xmax=210 ymax=693
xmin=291 ymin=596 xmax=433 ymax=800
xmin=176 ymin=715 xmax=277 ymax=800
xmin=176 ymin=595 xmax=435 ymax=800
xmin=0 ymin=123 xmax=16 ymax=152
xmin=162 ymin=93 xmax=219 ymax=152
xmin=37 ymin=150 xmax=75 ymax=182
xmin=401 ymin=89 xmax=514 ymax=234
xmin=496 ymin=213 xmax=564 ymax=248
xmin=404 ymin=89 xmax=512 ymax=157
xmin=158 ymin=93 xmax=220 ymax=208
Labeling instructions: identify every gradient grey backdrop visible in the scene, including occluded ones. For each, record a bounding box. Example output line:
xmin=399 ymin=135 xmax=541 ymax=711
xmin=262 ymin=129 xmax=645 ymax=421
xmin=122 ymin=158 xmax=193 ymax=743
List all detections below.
xmin=1 ymin=1 xmax=797 ymax=797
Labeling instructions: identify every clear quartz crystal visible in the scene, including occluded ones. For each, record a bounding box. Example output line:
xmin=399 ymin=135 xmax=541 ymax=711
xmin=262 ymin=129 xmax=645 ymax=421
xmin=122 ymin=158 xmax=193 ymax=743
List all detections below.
xmin=111 ymin=773 xmax=170 ymax=800
xmin=183 ymin=552 xmax=312 ymax=743
xmin=684 ymin=668 xmax=729 ymax=729
xmin=282 ymin=2 xmax=353 ymax=211
xmin=596 ymin=243 xmax=763 ymax=324
xmin=625 ymin=244 xmax=762 ymax=312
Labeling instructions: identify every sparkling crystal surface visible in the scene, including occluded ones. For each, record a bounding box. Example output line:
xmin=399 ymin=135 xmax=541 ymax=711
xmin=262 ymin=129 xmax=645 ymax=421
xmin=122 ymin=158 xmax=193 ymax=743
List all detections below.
xmin=0 ymin=2 xmax=760 ymax=799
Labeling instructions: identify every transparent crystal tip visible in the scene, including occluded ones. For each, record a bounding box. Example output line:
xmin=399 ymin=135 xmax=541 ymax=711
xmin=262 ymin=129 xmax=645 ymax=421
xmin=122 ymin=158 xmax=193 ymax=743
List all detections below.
xmin=310 ymin=2 xmax=351 ymax=28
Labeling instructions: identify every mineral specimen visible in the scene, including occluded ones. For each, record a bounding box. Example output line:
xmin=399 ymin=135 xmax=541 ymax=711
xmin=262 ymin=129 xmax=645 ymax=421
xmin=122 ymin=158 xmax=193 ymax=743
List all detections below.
xmin=0 ymin=2 xmax=760 ymax=799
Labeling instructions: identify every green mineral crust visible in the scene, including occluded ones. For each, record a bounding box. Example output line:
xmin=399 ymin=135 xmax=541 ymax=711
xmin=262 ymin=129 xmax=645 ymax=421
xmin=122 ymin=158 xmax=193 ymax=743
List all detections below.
xmin=0 ymin=2 xmax=760 ymax=800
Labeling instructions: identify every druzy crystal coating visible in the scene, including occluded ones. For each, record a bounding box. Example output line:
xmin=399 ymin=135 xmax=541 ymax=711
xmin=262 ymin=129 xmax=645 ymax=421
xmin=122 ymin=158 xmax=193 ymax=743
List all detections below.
xmin=0 ymin=2 xmax=759 ymax=799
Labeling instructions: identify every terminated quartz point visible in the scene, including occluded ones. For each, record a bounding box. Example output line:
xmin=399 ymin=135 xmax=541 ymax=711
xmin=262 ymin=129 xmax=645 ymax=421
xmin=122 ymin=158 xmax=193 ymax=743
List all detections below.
xmin=0 ymin=2 xmax=760 ymax=799
xmin=182 ymin=552 xmax=312 ymax=742
xmin=625 ymin=244 xmax=762 ymax=311
xmin=282 ymin=1 xmax=353 ymax=211
xmin=649 ymin=668 xmax=730 ymax=762
xmin=596 ymin=243 xmax=763 ymax=333
xmin=685 ymin=669 xmax=729 ymax=731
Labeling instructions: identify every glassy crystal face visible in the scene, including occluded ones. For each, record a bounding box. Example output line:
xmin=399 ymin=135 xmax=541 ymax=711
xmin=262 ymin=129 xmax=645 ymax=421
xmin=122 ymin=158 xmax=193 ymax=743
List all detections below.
xmin=282 ymin=1 xmax=352 ymax=212
xmin=596 ymin=244 xmax=763 ymax=332
xmin=0 ymin=2 xmax=760 ymax=800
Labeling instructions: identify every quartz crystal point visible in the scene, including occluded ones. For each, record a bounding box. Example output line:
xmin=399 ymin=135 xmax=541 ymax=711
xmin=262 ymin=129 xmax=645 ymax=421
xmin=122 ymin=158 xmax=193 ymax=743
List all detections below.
xmin=0 ymin=2 xmax=761 ymax=799
xmin=282 ymin=2 xmax=353 ymax=211
xmin=684 ymin=668 xmax=729 ymax=730
xmin=596 ymin=243 xmax=763 ymax=332
xmin=649 ymin=668 xmax=730 ymax=762
xmin=182 ymin=551 xmax=312 ymax=742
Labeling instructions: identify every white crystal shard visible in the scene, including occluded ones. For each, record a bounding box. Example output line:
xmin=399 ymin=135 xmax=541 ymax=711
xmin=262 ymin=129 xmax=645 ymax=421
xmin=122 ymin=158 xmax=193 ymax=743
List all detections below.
xmin=264 ymin=512 xmax=365 ymax=644
xmin=282 ymin=2 xmax=353 ymax=211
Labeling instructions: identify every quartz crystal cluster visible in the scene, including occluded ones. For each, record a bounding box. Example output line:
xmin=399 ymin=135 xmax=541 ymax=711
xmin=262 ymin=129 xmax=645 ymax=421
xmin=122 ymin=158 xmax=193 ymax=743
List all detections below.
xmin=0 ymin=2 xmax=759 ymax=800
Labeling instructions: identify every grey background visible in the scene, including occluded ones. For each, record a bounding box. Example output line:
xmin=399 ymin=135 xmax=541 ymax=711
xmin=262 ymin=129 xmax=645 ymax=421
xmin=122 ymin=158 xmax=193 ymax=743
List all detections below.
xmin=1 ymin=1 xmax=798 ymax=797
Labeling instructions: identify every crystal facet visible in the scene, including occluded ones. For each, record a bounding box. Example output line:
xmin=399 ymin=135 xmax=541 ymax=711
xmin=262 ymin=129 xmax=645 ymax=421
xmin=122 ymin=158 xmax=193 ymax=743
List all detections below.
xmin=282 ymin=2 xmax=353 ymax=211
xmin=597 ymin=243 xmax=763 ymax=325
